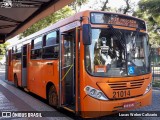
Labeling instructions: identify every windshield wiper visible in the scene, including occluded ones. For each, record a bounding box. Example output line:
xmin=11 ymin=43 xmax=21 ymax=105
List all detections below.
xmin=108 ymin=25 xmax=126 ymax=49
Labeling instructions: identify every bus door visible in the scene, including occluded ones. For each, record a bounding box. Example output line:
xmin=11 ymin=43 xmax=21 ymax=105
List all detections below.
xmin=6 ymin=50 xmax=13 ymax=81
xmin=60 ymin=29 xmax=76 ymax=111
xmin=21 ymin=44 xmax=28 ymax=87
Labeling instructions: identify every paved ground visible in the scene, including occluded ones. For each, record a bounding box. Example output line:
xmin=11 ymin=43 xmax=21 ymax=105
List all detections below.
xmin=0 ymin=65 xmax=160 ymax=120
xmin=0 ymin=65 xmax=72 ymax=120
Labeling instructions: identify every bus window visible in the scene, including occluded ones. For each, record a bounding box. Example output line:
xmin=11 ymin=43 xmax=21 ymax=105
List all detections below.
xmin=31 ymin=40 xmax=34 ymax=49
xmin=125 ymin=32 xmax=151 ymax=74
xmin=22 ymin=45 xmax=27 ymax=68
xmin=12 ymin=45 xmax=22 ymax=60
xmin=42 ymin=31 xmax=59 ymax=59
xmin=46 ymin=32 xmax=57 ymax=46
xmin=12 ymin=52 xmax=21 ymax=60
xmin=12 ymin=47 xmax=14 ymax=53
xmin=85 ymin=28 xmax=150 ymax=77
xmin=17 ymin=47 xmax=21 ymax=53
xmin=85 ymin=29 xmax=126 ymax=76
xmin=31 ymin=36 xmax=42 ymax=59
xmin=31 ymin=49 xmax=42 ymax=59
xmin=34 ymin=37 xmax=42 ymax=49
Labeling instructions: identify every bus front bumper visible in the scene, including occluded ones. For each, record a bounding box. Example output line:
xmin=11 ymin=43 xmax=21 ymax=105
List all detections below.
xmin=81 ymin=89 xmax=152 ymax=118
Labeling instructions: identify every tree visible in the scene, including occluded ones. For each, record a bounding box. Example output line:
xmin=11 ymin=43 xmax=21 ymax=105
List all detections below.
xmin=69 ymin=0 xmax=88 ymax=13
xmin=20 ymin=6 xmax=73 ymax=38
xmin=139 ymin=0 xmax=160 ymax=16
xmin=138 ymin=0 xmax=160 ymax=28
xmin=20 ymin=0 xmax=91 ymax=38
xmin=101 ymin=0 xmax=109 ymax=11
xmin=0 ymin=42 xmax=9 ymax=60
xmin=117 ymin=0 xmax=136 ymax=14
xmin=85 ymin=0 xmax=112 ymax=12
xmin=135 ymin=0 xmax=160 ymax=47
xmin=0 ymin=42 xmax=9 ymax=54
xmin=88 ymin=0 xmax=135 ymax=15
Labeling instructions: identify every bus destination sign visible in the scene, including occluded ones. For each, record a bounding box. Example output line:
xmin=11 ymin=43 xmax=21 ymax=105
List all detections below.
xmin=91 ymin=13 xmax=146 ymax=30
xmin=108 ymin=17 xmax=138 ymax=28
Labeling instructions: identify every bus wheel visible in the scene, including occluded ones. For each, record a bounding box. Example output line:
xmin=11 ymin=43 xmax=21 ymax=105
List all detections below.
xmin=48 ymin=86 xmax=58 ymax=107
xmin=14 ymin=74 xmax=18 ymax=87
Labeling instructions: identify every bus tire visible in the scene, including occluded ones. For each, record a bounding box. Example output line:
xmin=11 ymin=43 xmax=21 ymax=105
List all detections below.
xmin=14 ymin=74 xmax=18 ymax=87
xmin=48 ymin=85 xmax=58 ymax=107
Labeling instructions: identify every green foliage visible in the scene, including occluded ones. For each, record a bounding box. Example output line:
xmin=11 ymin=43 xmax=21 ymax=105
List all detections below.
xmin=152 ymin=81 xmax=160 ymax=87
xmin=69 ymin=0 xmax=88 ymax=12
xmin=134 ymin=0 xmax=160 ymax=47
xmin=0 ymin=42 xmax=9 ymax=55
xmin=138 ymin=0 xmax=160 ymax=27
xmin=76 ymin=0 xmax=88 ymax=6
xmin=20 ymin=6 xmax=74 ymax=38
xmin=139 ymin=0 xmax=160 ymax=18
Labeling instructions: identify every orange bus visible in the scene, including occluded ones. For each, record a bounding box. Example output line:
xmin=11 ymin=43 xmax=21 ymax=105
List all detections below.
xmin=6 ymin=10 xmax=152 ymax=118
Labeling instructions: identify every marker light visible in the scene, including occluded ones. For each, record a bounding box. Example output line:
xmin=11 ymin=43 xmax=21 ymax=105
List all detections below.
xmin=84 ymin=86 xmax=108 ymax=100
xmin=144 ymin=82 xmax=152 ymax=95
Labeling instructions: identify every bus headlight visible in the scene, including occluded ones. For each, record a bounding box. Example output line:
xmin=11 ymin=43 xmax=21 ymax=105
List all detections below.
xmin=84 ymin=86 xmax=108 ymax=100
xmin=144 ymin=82 xmax=152 ymax=95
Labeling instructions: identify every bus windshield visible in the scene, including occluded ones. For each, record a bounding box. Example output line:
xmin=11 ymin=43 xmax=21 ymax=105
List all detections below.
xmin=85 ymin=28 xmax=151 ymax=77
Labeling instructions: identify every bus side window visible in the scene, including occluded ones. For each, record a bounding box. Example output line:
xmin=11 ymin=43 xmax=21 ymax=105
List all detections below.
xmin=12 ymin=53 xmax=21 ymax=60
xmin=42 ymin=31 xmax=59 ymax=59
xmin=12 ymin=47 xmax=14 ymax=53
xmin=31 ymin=40 xmax=34 ymax=49
xmin=12 ymin=46 xmax=22 ymax=60
xmin=31 ymin=36 xmax=42 ymax=59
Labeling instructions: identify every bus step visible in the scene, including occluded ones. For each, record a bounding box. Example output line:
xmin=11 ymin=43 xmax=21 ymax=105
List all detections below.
xmin=24 ymin=88 xmax=29 ymax=92
xmin=63 ymin=106 xmax=75 ymax=113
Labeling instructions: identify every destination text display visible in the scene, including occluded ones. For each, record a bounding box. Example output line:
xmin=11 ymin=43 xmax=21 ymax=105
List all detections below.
xmin=91 ymin=13 xmax=146 ymax=30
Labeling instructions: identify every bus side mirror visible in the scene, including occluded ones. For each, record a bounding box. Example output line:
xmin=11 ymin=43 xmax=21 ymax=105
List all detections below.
xmin=82 ymin=24 xmax=92 ymax=45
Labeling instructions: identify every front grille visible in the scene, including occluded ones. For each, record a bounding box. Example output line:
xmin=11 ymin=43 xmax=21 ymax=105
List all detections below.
xmin=108 ymin=79 xmax=144 ymax=90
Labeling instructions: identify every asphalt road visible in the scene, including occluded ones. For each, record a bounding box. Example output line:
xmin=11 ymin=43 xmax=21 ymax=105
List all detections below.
xmin=0 ymin=65 xmax=160 ymax=120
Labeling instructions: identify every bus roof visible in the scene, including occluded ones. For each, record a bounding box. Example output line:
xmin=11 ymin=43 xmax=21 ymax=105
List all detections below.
xmin=86 ymin=10 xmax=145 ymax=21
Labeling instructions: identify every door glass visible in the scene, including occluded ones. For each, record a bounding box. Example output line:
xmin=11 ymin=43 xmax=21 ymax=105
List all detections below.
xmin=63 ymin=38 xmax=73 ymax=67
xmin=61 ymin=33 xmax=74 ymax=105
xmin=22 ymin=45 xmax=27 ymax=68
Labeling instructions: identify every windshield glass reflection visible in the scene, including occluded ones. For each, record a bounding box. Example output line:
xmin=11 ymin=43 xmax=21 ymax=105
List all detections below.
xmin=85 ymin=28 xmax=150 ymax=77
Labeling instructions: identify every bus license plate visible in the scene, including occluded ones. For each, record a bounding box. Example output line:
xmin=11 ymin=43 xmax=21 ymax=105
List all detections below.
xmin=113 ymin=90 xmax=130 ymax=98
xmin=123 ymin=102 xmax=135 ymax=109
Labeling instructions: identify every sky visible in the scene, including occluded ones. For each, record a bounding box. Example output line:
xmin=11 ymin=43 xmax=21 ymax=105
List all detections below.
xmin=7 ymin=35 xmax=20 ymax=48
xmin=7 ymin=0 xmax=141 ymax=47
xmin=108 ymin=0 xmax=140 ymax=8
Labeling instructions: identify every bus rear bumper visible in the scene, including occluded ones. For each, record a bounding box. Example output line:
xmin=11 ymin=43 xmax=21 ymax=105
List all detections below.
xmin=81 ymin=89 xmax=152 ymax=118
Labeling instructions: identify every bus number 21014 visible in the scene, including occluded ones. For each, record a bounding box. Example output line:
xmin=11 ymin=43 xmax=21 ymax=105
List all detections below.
xmin=113 ymin=90 xmax=131 ymax=98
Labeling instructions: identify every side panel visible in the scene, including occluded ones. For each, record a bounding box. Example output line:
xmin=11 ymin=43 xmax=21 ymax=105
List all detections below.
xmin=28 ymin=59 xmax=42 ymax=94
xmin=41 ymin=60 xmax=59 ymax=99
